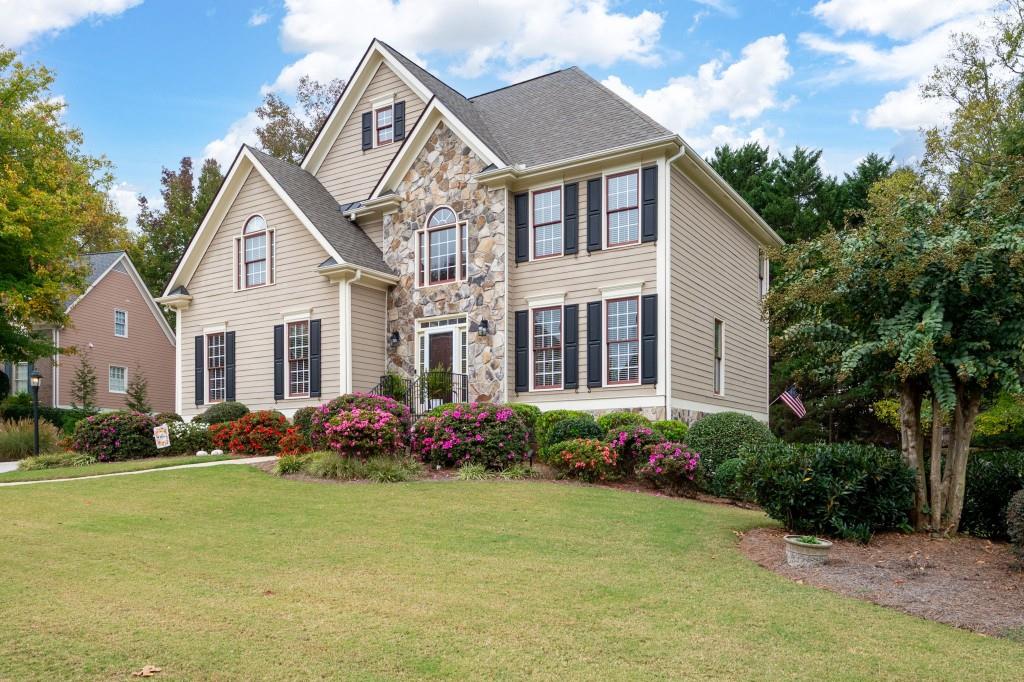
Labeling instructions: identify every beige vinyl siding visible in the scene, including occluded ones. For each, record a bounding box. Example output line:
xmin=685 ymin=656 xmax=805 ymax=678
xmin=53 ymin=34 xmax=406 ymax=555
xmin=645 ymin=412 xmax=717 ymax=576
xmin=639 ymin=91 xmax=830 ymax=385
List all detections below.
xmin=359 ymin=215 xmax=384 ymax=251
xmin=180 ymin=169 xmax=340 ymax=418
xmin=315 ymin=62 xmax=426 ymax=205
xmin=507 ymin=173 xmax=657 ymax=406
xmin=350 ymin=284 xmax=387 ymax=392
xmin=670 ymin=166 xmax=767 ymax=415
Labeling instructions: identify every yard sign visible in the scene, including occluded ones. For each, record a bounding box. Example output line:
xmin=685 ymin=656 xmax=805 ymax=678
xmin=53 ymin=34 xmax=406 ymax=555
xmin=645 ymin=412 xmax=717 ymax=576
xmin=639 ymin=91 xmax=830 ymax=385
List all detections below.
xmin=154 ymin=424 xmax=171 ymax=449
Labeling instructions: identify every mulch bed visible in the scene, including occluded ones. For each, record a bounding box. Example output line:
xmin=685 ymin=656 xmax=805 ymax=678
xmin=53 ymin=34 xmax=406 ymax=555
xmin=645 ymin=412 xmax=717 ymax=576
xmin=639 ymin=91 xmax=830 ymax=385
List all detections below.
xmin=740 ymin=527 xmax=1024 ymax=637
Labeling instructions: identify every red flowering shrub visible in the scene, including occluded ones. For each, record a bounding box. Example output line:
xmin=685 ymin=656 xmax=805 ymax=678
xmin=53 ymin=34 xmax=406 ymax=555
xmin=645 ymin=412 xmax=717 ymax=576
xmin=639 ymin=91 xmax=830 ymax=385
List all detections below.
xmin=209 ymin=410 xmax=288 ymax=456
xmin=69 ymin=411 xmax=159 ymax=461
xmin=541 ymin=438 xmax=618 ymax=482
xmin=636 ymin=441 xmax=700 ymax=496
xmin=608 ymin=424 xmax=665 ymax=475
xmin=411 ymin=402 xmax=530 ymax=469
xmin=208 ymin=422 xmax=233 ymax=450
xmin=277 ymin=427 xmax=311 ymax=457
xmin=311 ymin=403 xmax=406 ymax=458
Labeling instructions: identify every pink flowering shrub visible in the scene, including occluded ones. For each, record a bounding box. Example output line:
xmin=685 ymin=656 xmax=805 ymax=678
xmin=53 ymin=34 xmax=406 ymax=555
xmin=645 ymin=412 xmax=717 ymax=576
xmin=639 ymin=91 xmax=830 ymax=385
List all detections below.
xmin=411 ymin=402 xmax=530 ymax=469
xmin=311 ymin=404 xmax=406 ymax=458
xmin=542 ymin=438 xmax=619 ymax=482
xmin=636 ymin=441 xmax=701 ymax=496
xmin=323 ymin=393 xmax=412 ymax=432
xmin=608 ymin=424 xmax=665 ymax=475
xmin=69 ymin=411 xmax=159 ymax=461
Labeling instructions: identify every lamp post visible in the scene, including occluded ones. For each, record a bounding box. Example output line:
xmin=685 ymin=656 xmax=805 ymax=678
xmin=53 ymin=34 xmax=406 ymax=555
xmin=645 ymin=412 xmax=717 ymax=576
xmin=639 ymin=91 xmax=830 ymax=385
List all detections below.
xmin=30 ymin=369 xmax=42 ymax=456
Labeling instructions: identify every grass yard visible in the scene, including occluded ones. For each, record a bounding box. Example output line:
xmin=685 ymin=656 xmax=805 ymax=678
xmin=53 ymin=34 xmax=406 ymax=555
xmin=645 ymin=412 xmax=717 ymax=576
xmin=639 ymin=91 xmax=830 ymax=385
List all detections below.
xmin=0 ymin=467 xmax=1021 ymax=680
xmin=0 ymin=454 xmax=232 ymax=483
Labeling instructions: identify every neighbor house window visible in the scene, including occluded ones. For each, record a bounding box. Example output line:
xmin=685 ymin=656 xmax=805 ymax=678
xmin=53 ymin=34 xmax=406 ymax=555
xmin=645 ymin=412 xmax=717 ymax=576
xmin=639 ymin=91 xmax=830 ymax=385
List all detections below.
xmin=533 ymin=307 xmax=562 ymax=389
xmin=607 ymin=297 xmax=639 ymax=384
xmin=207 ymin=333 xmax=225 ymax=402
xmin=13 ymin=362 xmax=29 ymax=394
xmin=532 ymin=187 xmax=562 ymax=258
xmin=239 ymin=215 xmax=273 ymax=289
xmin=606 ymin=171 xmax=639 ymax=247
xmin=418 ymin=207 xmax=466 ymax=286
xmin=376 ymin=106 xmax=394 ymax=145
xmin=714 ymin=320 xmax=724 ymax=394
xmin=288 ymin=321 xmax=310 ymax=397
xmin=114 ymin=309 xmax=127 ymax=337
xmin=109 ymin=366 xmax=127 ymax=393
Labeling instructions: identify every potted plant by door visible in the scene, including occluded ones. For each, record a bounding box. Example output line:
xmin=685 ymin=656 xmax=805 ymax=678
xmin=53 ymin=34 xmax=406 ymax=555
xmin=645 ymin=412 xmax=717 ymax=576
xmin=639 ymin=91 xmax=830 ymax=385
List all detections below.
xmin=783 ymin=534 xmax=833 ymax=567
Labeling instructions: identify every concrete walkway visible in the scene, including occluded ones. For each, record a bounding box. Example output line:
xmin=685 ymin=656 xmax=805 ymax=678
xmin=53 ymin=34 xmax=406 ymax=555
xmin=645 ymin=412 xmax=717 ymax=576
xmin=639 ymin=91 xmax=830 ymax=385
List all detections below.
xmin=0 ymin=456 xmax=276 ymax=487
xmin=0 ymin=461 xmax=18 ymax=474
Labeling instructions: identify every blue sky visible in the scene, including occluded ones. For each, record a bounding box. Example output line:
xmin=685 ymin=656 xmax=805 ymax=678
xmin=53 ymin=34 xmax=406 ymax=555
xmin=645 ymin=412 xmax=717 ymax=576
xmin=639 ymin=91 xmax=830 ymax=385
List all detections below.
xmin=0 ymin=0 xmax=1002 ymax=224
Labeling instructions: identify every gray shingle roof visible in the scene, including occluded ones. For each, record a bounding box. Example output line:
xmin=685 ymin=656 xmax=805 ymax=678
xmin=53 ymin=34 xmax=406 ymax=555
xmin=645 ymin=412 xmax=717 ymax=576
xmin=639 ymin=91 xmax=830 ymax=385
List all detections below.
xmin=83 ymin=251 xmax=124 ymax=287
xmin=377 ymin=42 xmax=674 ymax=167
xmin=246 ymin=146 xmax=392 ymax=274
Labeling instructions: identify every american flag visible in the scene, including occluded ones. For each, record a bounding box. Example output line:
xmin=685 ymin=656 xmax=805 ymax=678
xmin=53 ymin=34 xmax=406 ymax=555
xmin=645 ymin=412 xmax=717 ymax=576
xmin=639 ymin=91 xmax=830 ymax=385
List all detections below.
xmin=779 ymin=385 xmax=806 ymax=418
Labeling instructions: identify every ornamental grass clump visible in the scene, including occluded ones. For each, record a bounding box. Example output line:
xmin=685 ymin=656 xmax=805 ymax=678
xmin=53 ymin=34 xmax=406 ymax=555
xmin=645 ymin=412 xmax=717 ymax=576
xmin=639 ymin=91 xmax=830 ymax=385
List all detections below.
xmin=608 ymin=424 xmax=665 ymax=475
xmin=69 ymin=411 xmax=159 ymax=461
xmin=542 ymin=438 xmax=618 ymax=482
xmin=311 ymin=404 xmax=406 ymax=459
xmin=636 ymin=442 xmax=701 ymax=496
xmin=411 ymin=402 xmax=529 ymax=469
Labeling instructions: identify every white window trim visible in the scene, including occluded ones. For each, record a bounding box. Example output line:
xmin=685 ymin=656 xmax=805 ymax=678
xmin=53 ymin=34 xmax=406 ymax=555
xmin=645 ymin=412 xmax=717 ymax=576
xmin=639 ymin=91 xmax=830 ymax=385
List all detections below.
xmin=234 ymin=213 xmax=275 ymax=292
xmin=114 ymin=309 xmax=128 ymax=338
xmin=415 ymin=315 xmax=468 ymax=377
xmin=414 ymin=206 xmax=467 ymax=290
xmin=602 ymin=295 xmax=642 ymax=388
xmin=525 ymin=293 xmax=565 ymax=309
xmin=205 ymin=331 xmax=227 ymax=404
xmin=600 ymin=282 xmax=644 ymax=300
xmin=108 ymin=365 xmax=128 ymax=394
xmin=601 ymin=163 xmax=643 ymax=251
xmin=372 ymin=97 xmax=395 ymax=149
xmin=284 ymin=320 xmax=311 ymax=399
xmin=528 ymin=303 xmax=564 ymax=392
xmin=528 ymin=183 xmax=565 ymax=261
xmin=714 ymin=319 xmax=726 ymax=396
xmin=282 ymin=308 xmax=312 ymax=323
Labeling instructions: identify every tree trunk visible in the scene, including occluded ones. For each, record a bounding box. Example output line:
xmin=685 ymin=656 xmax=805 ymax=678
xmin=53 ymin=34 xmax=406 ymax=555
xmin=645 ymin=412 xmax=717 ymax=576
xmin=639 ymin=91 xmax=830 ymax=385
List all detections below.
xmin=898 ymin=384 xmax=928 ymax=529
xmin=942 ymin=389 xmax=981 ymax=534
xmin=928 ymin=396 xmax=944 ymax=531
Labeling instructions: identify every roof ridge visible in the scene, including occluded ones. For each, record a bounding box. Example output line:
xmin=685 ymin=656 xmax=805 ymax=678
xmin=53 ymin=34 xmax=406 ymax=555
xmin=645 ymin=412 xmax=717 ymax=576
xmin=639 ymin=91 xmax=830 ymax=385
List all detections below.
xmin=375 ymin=39 xmax=469 ymax=100
xmin=566 ymin=66 xmax=672 ymax=137
xmin=83 ymin=249 xmax=126 ymax=256
xmin=469 ymin=67 xmax=572 ymax=100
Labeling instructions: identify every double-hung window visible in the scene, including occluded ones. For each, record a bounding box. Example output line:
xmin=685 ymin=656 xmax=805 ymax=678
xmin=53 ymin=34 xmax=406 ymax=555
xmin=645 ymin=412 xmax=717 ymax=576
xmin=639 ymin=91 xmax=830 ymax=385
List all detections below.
xmin=532 ymin=307 xmax=562 ymax=389
xmin=714 ymin=320 xmax=724 ymax=394
xmin=607 ymin=297 xmax=639 ymax=384
xmin=532 ymin=187 xmax=562 ymax=258
xmin=114 ymin=309 xmax=127 ymax=337
xmin=13 ymin=362 xmax=29 ymax=394
xmin=417 ymin=207 xmax=466 ymax=286
xmin=239 ymin=215 xmax=272 ymax=289
xmin=288 ymin=321 xmax=310 ymax=397
xmin=109 ymin=366 xmax=127 ymax=393
xmin=376 ymin=106 xmax=394 ymax=145
xmin=606 ymin=171 xmax=639 ymax=247
xmin=207 ymin=333 xmax=226 ymax=402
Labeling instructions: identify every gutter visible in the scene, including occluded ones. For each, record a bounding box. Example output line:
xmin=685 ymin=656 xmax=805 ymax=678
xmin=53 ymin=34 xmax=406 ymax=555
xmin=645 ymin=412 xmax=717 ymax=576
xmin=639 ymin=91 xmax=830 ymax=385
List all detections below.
xmin=317 ymin=262 xmax=398 ymax=286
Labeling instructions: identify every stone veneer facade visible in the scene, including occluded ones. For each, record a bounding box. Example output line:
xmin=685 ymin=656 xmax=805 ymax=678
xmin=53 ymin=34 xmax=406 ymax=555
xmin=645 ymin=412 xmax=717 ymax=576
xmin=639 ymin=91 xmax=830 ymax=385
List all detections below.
xmin=382 ymin=122 xmax=507 ymax=403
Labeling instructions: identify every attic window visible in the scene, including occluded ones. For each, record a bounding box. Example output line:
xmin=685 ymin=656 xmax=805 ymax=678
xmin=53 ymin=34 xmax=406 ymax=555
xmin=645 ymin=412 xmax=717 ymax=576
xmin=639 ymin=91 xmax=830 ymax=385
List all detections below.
xmin=238 ymin=215 xmax=274 ymax=290
xmin=376 ymin=106 xmax=394 ymax=145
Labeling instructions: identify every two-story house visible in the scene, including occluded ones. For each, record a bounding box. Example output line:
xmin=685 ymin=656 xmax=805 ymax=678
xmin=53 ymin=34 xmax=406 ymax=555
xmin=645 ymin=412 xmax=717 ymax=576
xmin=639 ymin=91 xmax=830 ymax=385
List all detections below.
xmin=4 ymin=251 xmax=176 ymax=412
xmin=158 ymin=40 xmax=781 ymax=423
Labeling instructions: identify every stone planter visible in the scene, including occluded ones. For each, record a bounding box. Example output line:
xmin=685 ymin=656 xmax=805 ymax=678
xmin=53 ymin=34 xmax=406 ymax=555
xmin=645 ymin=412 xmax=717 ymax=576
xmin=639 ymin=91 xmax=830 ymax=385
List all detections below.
xmin=784 ymin=535 xmax=833 ymax=567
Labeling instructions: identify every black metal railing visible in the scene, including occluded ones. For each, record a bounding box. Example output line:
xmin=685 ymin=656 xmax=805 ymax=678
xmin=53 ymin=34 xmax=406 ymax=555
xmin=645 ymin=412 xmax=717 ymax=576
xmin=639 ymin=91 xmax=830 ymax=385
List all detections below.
xmin=370 ymin=371 xmax=469 ymax=417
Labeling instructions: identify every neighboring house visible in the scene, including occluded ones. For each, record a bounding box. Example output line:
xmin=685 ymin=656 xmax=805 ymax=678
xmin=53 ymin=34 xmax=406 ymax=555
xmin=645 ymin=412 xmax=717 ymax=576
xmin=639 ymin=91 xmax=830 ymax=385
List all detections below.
xmin=158 ymin=39 xmax=782 ymax=423
xmin=3 ymin=251 xmax=176 ymax=412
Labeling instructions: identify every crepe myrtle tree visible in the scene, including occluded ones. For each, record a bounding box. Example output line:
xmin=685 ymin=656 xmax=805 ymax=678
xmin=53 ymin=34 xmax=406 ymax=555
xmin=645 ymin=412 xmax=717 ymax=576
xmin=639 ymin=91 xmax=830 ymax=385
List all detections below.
xmin=765 ymin=169 xmax=1024 ymax=533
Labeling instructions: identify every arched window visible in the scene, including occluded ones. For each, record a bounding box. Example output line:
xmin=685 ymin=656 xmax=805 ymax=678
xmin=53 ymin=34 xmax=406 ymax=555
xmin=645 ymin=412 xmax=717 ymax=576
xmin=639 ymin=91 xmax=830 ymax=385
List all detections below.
xmin=238 ymin=215 xmax=274 ymax=289
xmin=417 ymin=207 xmax=467 ymax=286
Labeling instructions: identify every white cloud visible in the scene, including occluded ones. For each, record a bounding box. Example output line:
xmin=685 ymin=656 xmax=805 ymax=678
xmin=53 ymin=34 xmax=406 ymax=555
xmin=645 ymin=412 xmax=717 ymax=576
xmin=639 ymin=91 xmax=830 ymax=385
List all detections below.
xmin=864 ymin=80 xmax=955 ymax=130
xmin=693 ymin=0 xmax=738 ymax=18
xmin=108 ymin=181 xmax=144 ymax=229
xmin=202 ymin=111 xmax=260 ymax=171
xmin=268 ymin=0 xmax=664 ymax=92
xmin=602 ymin=34 xmax=793 ymax=152
xmin=0 ymin=0 xmax=141 ymax=48
xmin=248 ymin=10 xmax=268 ymax=27
xmin=811 ymin=0 xmax=998 ymax=40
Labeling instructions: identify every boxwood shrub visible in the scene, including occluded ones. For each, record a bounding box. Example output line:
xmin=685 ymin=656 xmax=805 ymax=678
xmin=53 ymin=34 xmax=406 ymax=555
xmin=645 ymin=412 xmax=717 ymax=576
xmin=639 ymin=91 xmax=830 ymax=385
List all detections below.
xmin=412 ymin=403 xmax=529 ymax=469
xmin=195 ymin=401 xmax=249 ymax=424
xmin=596 ymin=411 xmax=651 ymax=436
xmin=686 ymin=412 xmax=774 ymax=479
xmin=960 ymin=450 xmax=1024 ymax=538
xmin=535 ymin=409 xmax=591 ymax=448
xmin=69 ymin=411 xmax=160 ymax=461
xmin=548 ymin=415 xmax=603 ymax=445
xmin=508 ymin=403 xmax=542 ymax=444
xmin=710 ymin=456 xmax=752 ymax=501
xmin=652 ymin=419 xmax=689 ymax=443
xmin=154 ymin=411 xmax=183 ymax=423
xmin=746 ymin=441 xmax=915 ymax=542
xmin=291 ymin=406 xmax=319 ymax=444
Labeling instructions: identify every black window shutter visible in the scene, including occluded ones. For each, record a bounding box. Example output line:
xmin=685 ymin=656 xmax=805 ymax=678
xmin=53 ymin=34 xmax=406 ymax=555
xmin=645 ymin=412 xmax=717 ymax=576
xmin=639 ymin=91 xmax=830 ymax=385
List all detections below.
xmin=273 ymin=324 xmax=285 ymax=400
xmin=586 ymin=301 xmax=602 ymax=388
xmin=394 ymin=101 xmax=406 ymax=140
xmin=564 ymin=304 xmax=579 ymax=389
xmin=641 ymin=294 xmax=658 ymax=385
xmin=361 ymin=111 xmax=373 ymax=150
xmin=309 ymin=319 xmax=321 ymax=398
xmin=641 ymin=165 xmax=658 ymax=243
xmin=563 ymin=183 xmax=579 ymax=255
xmin=514 ymin=192 xmax=529 ymax=263
xmin=194 ymin=336 xmax=204 ymax=406
xmin=586 ymin=178 xmax=602 ymax=252
xmin=515 ymin=310 xmax=529 ymax=393
xmin=225 ymin=331 xmax=236 ymax=402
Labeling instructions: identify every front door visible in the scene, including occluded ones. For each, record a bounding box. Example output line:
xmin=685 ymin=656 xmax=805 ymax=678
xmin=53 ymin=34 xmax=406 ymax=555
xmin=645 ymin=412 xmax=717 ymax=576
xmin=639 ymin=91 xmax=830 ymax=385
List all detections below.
xmin=428 ymin=332 xmax=454 ymax=371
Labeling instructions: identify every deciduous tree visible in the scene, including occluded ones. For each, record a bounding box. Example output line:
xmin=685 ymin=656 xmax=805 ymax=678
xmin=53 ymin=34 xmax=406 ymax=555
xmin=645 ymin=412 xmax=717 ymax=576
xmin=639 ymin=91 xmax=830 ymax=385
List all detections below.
xmin=254 ymin=76 xmax=346 ymax=163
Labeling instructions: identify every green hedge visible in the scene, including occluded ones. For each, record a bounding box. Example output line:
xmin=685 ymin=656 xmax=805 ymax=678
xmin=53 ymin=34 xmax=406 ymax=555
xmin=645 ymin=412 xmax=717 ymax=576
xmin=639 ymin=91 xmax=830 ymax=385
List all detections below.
xmin=536 ymin=410 xmax=592 ymax=448
xmin=194 ymin=401 xmax=250 ymax=424
xmin=686 ymin=412 xmax=774 ymax=480
xmin=960 ymin=450 xmax=1024 ymax=538
xmin=0 ymin=396 xmax=91 ymax=431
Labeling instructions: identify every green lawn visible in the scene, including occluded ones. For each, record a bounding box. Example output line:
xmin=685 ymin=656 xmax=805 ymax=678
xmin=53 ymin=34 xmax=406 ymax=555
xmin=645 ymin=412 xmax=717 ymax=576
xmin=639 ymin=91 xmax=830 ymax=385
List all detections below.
xmin=0 ymin=454 xmax=232 ymax=483
xmin=0 ymin=468 xmax=1020 ymax=680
